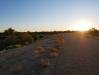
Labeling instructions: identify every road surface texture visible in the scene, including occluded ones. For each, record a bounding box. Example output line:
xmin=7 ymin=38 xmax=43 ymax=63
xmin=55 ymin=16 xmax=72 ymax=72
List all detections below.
xmin=0 ymin=33 xmax=99 ymax=75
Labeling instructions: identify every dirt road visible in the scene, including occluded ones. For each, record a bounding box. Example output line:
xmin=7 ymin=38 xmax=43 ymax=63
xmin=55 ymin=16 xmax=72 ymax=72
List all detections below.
xmin=0 ymin=33 xmax=99 ymax=75
xmin=54 ymin=33 xmax=99 ymax=75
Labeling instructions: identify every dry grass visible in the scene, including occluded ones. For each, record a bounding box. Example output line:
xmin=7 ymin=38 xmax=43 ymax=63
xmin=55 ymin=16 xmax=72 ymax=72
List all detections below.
xmin=40 ymin=58 xmax=50 ymax=68
xmin=35 ymin=46 xmax=45 ymax=53
xmin=49 ymin=48 xmax=60 ymax=58
xmin=34 ymin=46 xmax=45 ymax=58
xmin=53 ymin=34 xmax=64 ymax=48
xmin=51 ymin=48 xmax=59 ymax=52
xmin=50 ymin=52 xmax=59 ymax=58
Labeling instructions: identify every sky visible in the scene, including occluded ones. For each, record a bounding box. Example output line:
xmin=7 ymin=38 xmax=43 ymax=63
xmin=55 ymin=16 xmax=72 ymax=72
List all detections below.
xmin=0 ymin=0 xmax=99 ymax=32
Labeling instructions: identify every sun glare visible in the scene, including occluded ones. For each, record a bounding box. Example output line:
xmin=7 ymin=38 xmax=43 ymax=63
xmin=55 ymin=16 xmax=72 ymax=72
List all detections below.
xmin=71 ymin=20 xmax=93 ymax=31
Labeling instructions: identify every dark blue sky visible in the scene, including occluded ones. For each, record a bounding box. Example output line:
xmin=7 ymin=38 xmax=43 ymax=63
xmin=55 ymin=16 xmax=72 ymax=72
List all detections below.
xmin=0 ymin=0 xmax=99 ymax=31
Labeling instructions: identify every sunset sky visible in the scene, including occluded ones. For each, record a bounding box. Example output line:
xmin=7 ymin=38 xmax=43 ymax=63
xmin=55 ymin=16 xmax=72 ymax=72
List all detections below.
xmin=0 ymin=0 xmax=99 ymax=32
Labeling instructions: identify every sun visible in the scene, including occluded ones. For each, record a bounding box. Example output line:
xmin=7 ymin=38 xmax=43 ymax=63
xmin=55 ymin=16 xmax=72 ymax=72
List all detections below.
xmin=71 ymin=20 xmax=93 ymax=31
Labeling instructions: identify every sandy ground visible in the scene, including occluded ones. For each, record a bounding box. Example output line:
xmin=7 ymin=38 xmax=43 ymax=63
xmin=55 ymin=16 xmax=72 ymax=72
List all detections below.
xmin=0 ymin=33 xmax=99 ymax=75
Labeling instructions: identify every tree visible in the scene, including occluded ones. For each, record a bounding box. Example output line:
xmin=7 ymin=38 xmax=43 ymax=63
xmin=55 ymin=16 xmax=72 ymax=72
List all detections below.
xmin=4 ymin=28 xmax=15 ymax=36
xmin=4 ymin=28 xmax=17 ymax=45
xmin=89 ymin=28 xmax=99 ymax=36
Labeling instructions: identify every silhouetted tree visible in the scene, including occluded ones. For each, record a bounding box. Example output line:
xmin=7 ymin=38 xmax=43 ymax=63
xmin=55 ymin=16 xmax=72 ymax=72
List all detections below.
xmin=4 ymin=28 xmax=15 ymax=36
xmin=3 ymin=28 xmax=17 ymax=45
xmin=89 ymin=28 xmax=99 ymax=36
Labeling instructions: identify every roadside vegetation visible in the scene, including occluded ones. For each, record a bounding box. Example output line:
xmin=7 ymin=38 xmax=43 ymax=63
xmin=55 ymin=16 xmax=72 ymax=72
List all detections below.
xmin=0 ymin=28 xmax=56 ymax=51
xmin=87 ymin=28 xmax=99 ymax=36
xmin=0 ymin=27 xmax=99 ymax=51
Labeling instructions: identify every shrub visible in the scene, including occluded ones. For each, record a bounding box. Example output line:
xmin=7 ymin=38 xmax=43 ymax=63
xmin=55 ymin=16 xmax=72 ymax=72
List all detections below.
xmin=40 ymin=58 xmax=50 ymax=68
xmin=50 ymin=52 xmax=59 ymax=58
xmin=53 ymin=35 xmax=64 ymax=48
xmin=35 ymin=46 xmax=45 ymax=53
xmin=51 ymin=48 xmax=59 ymax=53
xmin=19 ymin=32 xmax=33 ymax=44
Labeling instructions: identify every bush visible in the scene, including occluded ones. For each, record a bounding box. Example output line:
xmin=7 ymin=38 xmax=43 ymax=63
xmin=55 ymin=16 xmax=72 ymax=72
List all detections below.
xmin=19 ymin=32 xmax=33 ymax=44
xmin=88 ymin=28 xmax=99 ymax=36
